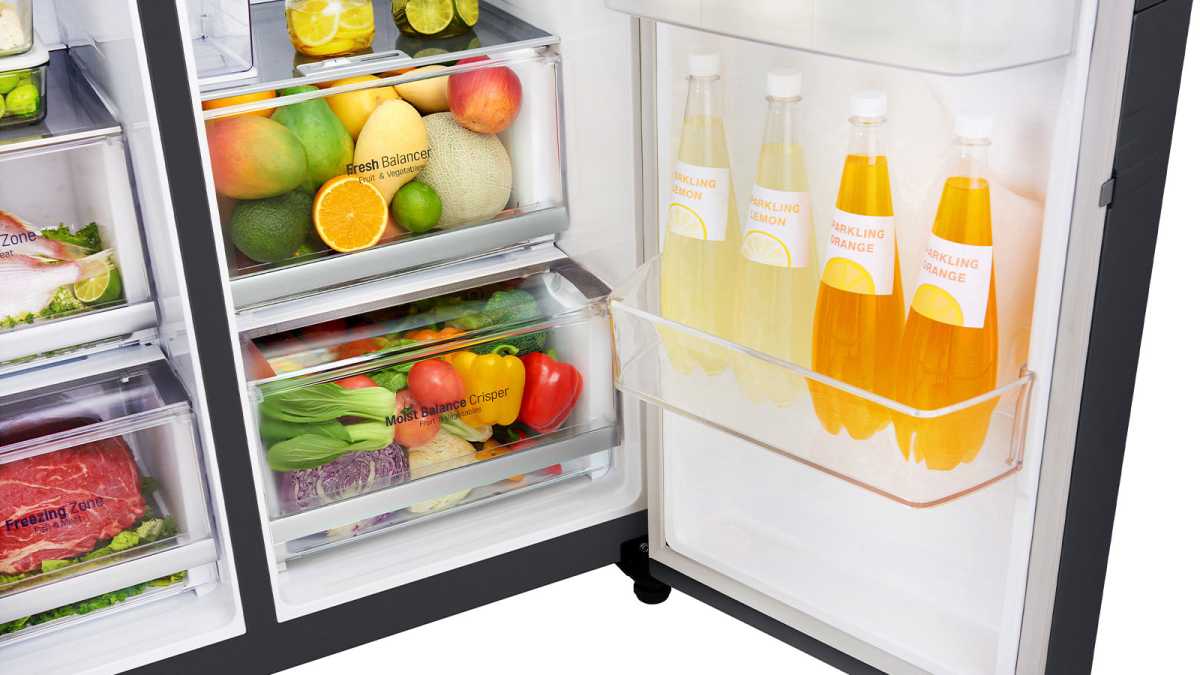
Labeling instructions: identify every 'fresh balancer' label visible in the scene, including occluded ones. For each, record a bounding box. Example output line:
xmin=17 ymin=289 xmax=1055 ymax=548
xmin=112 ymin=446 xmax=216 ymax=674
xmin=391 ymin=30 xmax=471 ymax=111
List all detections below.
xmin=821 ymin=208 xmax=896 ymax=295
xmin=668 ymin=161 xmax=730 ymax=241
xmin=911 ymin=233 xmax=993 ymax=328
xmin=742 ymin=185 xmax=812 ymax=268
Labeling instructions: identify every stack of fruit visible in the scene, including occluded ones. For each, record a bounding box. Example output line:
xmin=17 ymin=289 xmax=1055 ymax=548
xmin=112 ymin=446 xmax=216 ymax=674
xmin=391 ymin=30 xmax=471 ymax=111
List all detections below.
xmin=204 ymin=54 xmax=524 ymax=269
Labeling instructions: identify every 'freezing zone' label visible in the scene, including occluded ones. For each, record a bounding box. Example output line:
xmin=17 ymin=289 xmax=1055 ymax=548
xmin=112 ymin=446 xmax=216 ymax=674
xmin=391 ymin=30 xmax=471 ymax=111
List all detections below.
xmin=821 ymin=207 xmax=896 ymax=295
xmin=911 ymin=233 xmax=993 ymax=328
xmin=667 ymin=161 xmax=730 ymax=241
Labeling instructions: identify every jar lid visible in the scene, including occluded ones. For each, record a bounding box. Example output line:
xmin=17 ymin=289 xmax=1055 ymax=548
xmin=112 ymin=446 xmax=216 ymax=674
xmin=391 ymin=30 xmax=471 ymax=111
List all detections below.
xmin=0 ymin=37 xmax=49 ymax=72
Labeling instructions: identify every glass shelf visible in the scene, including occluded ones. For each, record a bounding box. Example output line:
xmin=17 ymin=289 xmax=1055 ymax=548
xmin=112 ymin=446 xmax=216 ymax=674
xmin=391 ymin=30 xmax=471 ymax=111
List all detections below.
xmin=610 ymin=257 xmax=1034 ymax=508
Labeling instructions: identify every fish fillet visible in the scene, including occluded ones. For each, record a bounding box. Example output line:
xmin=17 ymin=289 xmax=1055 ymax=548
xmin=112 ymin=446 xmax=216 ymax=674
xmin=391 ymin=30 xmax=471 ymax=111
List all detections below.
xmin=0 ymin=210 xmax=90 ymax=261
xmin=0 ymin=251 xmax=112 ymax=319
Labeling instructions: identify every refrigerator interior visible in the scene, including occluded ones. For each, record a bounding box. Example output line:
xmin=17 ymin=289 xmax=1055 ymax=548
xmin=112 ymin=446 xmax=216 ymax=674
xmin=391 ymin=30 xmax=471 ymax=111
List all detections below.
xmin=0 ymin=1 xmax=245 ymax=672
xmin=604 ymin=0 xmax=1107 ymax=673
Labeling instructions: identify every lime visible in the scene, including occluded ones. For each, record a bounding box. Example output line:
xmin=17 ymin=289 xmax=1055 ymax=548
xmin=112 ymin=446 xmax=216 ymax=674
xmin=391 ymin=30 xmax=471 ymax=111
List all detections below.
xmin=74 ymin=266 xmax=123 ymax=305
xmin=453 ymin=0 xmax=478 ymax=27
xmin=0 ymin=95 xmax=5 ymax=118
xmin=391 ymin=181 xmax=442 ymax=234
xmin=404 ymin=0 xmax=454 ymax=35
xmin=6 ymin=84 xmax=39 ymax=116
xmin=0 ymin=73 xmax=18 ymax=95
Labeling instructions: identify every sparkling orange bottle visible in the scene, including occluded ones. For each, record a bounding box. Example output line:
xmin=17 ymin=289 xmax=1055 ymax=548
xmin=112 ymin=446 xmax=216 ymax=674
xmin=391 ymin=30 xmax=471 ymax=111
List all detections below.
xmin=894 ymin=116 xmax=999 ymax=470
xmin=809 ymin=91 xmax=905 ymax=440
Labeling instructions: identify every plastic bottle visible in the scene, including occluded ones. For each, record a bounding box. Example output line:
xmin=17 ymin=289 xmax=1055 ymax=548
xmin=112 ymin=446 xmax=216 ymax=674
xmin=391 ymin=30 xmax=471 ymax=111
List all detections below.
xmin=809 ymin=91 xmax=906 ymax=440
xmin=893 ymin=115 xmax=1000 ymax=470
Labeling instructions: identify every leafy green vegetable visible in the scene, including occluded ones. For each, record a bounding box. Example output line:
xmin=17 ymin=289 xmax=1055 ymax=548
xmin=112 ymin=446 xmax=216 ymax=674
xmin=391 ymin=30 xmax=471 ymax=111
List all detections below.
xmin=369 ymin=362 xmax=415 ymax=392
xmin=34 ymin=518 xmax=176 ymax=576
xmin=259 ymin=416 xmax=351 ymax=445
xmin=266 ymin=422 xmax=393 ymax=471
xmin=470 ymin=332 xmax=546 ymax=356
xmin=40 ymin=222 xmax=102 ymax=254
xmin=440 ymin=414 xmax=493 ymax=442
xmin=448 ymin=289 xmax=541 ymax=331
xmin=109 ymin=531 xmax=140 ymax=551
xmin=259 ymin=382 xmax=395 ymax=423
xmin=0 ymin=571 xmax=187 ymax=636
xmin=40 ymin=286 xmax=84 ymax=317
xmin=40 ymin=559 xmax=71 ymax=573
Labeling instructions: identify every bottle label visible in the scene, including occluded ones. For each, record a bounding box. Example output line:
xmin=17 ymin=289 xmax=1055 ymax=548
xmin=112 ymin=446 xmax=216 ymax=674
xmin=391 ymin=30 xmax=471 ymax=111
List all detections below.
xmin=821 ymin=208 xmax=896 ymax=295
xmin=667 ymin=161 xmax=730 ymax=241
xmin=911 ymin=233 xmax=993 ymax=328
xmin=742 ymin=185 xmax=813 ymax=268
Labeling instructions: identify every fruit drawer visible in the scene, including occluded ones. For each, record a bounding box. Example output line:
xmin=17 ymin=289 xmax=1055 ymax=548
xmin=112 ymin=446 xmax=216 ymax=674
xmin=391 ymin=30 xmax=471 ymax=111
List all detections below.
xmin=610 ymin=258 xmax=1035 ymax=508
xmin=0 ymin=354 xmax=218 ymax=633
xmin=0 ymin=121 xmax=156 ymax=367
xmin=241 ymin=259 xmax=618 ymax=557
xmin=200 ymin=36 xmax=564 ymax=308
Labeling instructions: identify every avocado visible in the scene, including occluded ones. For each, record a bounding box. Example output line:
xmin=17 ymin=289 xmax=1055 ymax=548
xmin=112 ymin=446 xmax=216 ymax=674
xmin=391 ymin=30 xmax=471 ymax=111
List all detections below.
xmin=230 ymin=190 xmax=314 ymax=263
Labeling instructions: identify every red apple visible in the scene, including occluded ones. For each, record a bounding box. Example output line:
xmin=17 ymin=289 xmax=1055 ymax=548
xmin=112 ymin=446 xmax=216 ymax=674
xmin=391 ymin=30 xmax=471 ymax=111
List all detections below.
xmin=448 ymin=57 xmax=523 ymax=134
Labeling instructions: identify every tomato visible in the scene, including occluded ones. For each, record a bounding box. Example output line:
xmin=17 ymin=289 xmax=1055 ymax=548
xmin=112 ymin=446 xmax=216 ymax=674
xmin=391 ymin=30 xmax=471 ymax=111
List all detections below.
xmin=335 ymin=374 xmax=377 ymax=389
xmin=408 ymin=359 xmax=465 ymax=409
xmin=393 ymin=390 xmax=440 ymax=447
xmin=332 ymin=337 xmax=383 ymax=361
xmin=242 ymin=341 xmax=275 ymax=380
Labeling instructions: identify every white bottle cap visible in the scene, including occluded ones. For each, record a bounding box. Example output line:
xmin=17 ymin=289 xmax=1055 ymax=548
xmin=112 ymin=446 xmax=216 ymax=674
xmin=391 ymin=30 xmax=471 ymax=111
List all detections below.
xmin=688 ymin=52 xmax=720 ymax=78
xmin=850 ymin=90 xmax=887 ymax=118
xmin=954 ymin=114 xmax=994 ymax=140
xmin=766 ymin=69 xmax=802 ymax=98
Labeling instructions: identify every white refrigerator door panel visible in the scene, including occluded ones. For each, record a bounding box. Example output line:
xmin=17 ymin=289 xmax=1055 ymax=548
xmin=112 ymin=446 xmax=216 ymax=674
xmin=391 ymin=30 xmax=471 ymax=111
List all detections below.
xmin=636 ymin=1 xmax=1128 ymax=673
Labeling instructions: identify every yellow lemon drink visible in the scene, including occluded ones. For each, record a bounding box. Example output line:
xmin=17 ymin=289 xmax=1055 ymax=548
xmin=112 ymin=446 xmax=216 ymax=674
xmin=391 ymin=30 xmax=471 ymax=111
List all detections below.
xmin=810 ymin=91 xmax=906 ymax=440
xmin=734 ymin=70 xmax=819 ymax=405
xmin=660 ymin=53 xmax=742 ymax=374
xmin=893 ymin=115 xmax=999 ymax=470
xmin=286 ymin=0 xmax=375 ymax=57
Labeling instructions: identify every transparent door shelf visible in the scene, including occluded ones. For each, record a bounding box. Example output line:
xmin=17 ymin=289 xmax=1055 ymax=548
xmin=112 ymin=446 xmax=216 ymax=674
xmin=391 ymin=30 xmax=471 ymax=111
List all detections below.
xmin=188 ymin=0 xmax=256 ymax=87
xmin=0 ymin=51 xmax=120 ymax=154
xmin=610 ymin=258 xmax=1034 ymax=508
xmin=242 ymin=261 xmax=618 ymax=557
xmin=201 ymin=50 xmax=566 ymax=309
xmin=606 ymin=0 xmax=1081 ymax=75
xmin=0 ymin=360 xmax=217 ymax=629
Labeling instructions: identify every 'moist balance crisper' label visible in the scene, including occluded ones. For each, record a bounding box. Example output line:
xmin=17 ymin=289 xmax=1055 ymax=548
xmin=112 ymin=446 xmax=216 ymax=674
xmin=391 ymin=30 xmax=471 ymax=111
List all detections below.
xmin=911 ymin=233 xmax=993 ymax=328
xmin=821 ymin=208 xmax=896 ymax=295
xmin=742 ymin=185 xmax=812 ymax=268
xmin=668 ymin=161 xmax=730 ymax=241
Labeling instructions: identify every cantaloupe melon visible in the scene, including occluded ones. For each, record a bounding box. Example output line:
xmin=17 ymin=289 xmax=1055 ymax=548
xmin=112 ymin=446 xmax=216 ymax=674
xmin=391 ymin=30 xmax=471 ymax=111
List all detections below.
xmin=416 ymin=113 xmax=513 ymax=229
xmin=352 ymin=100 xmax=430 ymax=204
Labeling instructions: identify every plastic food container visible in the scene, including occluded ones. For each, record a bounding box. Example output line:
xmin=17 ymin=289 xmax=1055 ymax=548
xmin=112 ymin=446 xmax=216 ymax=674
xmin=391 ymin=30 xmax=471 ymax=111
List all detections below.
xmin=392 ymin=0 xmax=478 ymax=38
xmin=0 ymin=0 xmax=31 ymax=58
xmin=0 ymin=38 xmax=46 ymax=129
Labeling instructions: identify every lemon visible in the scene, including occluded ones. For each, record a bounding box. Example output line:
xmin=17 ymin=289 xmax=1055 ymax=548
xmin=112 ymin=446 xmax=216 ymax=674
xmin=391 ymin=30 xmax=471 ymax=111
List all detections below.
xmin=741 ymin=230 xmax=792 ymax=267
xmin=821 ymin=257 xmax=875 ymax=295
xmin=404 ymin=0 xmax=454 ymax=35
xmin=74 ymin=266 xmax=123 ymax=305
xmin=290 ymin=1 xmax=339 ymax=47
xmin=911 ymin=283 xmax=965 ymax=326
xmin=339 ymin=3 xmax=375 ymax=31
xmin=667 ymin=203 xmax=707 ymax=239
xmin=453 ymin=0 xmax=479 ymax=26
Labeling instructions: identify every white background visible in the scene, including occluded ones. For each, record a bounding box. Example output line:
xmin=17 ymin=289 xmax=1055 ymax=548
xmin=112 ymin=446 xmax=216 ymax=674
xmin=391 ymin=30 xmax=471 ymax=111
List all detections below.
xmin=285 ymin=8 xmax=1200 ymax=675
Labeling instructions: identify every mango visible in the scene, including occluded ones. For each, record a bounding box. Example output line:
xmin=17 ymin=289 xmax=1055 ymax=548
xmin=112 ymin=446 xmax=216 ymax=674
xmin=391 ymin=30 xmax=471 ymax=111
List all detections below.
xmin=272 ymin=86 xmax=355 ymax=193
xmin=325 ymin=75 xmax=399 ymax=140
xmin=351 ymin=100 xmax=429 ymax=204
xmin=207 ymin=116 xmax=307 ymax=200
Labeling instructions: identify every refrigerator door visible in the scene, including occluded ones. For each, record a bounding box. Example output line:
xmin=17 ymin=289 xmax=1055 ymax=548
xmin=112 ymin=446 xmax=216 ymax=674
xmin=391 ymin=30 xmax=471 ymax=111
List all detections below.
xmin=605 ymin=0 xmax=1174 ymax=672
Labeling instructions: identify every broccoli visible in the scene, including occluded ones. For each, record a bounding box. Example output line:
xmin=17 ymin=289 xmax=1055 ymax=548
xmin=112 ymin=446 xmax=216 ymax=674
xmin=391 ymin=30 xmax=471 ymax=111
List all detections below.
xmin=39 ymin=286 xmax=84 ymax=318
xmin=449 ymin=289 xmax=541 ymax=331
xmin=109 ymin=531 xmax=141 ymax=552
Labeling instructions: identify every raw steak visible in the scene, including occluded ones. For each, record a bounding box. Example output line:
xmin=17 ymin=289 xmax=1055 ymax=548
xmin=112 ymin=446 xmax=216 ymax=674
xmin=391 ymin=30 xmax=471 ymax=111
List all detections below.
xmin=0 ymin=437 xmax=145 ymax=575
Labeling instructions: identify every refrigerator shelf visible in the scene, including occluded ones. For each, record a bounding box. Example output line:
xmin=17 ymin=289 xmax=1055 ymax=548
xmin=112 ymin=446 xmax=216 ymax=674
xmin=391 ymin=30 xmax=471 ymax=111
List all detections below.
xmin=610 ymin=258 xmax=1035 ymax=508
xmin=198 ymin=0 xmax=554 ymax=99
xmin=0 ymin=301 xmax=157 ymax=368
xmin=0 ymin=359 xmax=218 ymax=626
xmin=0 ymin=51 xmax=121 ymax=156
xmin=606 ymin=0 xmax=1081 ymax=76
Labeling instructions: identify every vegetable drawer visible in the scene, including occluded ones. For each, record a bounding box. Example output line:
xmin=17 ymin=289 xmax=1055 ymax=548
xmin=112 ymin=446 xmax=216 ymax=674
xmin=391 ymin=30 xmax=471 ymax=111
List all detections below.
xmin=0 ymin=355 xmax=218 ymax=638
xmin=200 ymin=21 xmax=564 ymax=309
xmin=610 ymin=258 xmax=1034 ymax=508
xmin=241 ymin=259 xmax=618 ymax=559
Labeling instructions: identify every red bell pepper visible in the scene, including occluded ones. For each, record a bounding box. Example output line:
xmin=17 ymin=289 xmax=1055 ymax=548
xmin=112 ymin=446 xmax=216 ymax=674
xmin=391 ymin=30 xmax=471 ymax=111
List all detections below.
xmin=518 ymin=351 xmax=583 ymax=433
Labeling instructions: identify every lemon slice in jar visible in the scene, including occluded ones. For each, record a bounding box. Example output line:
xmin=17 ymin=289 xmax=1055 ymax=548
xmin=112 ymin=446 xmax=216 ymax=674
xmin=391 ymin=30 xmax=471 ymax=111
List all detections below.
xmin=291 ymin=0 xmax=340 ymax=47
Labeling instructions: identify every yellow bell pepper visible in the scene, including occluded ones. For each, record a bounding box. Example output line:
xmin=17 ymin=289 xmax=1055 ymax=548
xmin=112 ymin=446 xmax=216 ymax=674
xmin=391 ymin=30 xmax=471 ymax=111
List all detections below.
xmin=446 ymin=345 xmax=525 ymax=427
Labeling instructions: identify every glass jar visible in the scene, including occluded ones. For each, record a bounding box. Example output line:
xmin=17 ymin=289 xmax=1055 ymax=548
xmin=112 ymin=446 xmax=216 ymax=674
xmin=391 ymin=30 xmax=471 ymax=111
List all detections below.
xmin=0 ymin=0 xmax=33 ymax=58
xmin=285 ymin=0 xmax=375 ymax=58
xmin=392 ymin=0 xmax=479 ymax=39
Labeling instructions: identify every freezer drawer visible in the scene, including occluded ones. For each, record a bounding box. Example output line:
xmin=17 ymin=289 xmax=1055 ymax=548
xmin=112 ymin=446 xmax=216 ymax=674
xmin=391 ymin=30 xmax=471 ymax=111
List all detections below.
xmin=242 ymin=259 xmax=618 ymax=559
xmin=0 ymin=358 xmax=218 ymax=639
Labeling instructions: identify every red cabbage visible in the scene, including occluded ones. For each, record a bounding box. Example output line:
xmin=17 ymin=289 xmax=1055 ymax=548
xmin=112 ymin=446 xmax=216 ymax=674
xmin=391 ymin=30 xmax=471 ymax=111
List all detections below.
xmin=278 ymin=443 xmax=410 ymax=511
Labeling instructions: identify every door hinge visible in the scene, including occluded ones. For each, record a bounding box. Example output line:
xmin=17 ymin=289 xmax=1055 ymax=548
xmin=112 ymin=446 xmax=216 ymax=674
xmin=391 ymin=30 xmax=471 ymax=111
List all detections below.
xmin=1099 ymin=176 xmax=1117 ymax=207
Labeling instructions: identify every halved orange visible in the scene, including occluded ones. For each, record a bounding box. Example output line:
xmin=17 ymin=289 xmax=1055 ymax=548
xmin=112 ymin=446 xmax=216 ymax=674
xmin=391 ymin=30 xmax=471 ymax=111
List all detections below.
xmin=313 ymin=176 xmax=390 ymax=252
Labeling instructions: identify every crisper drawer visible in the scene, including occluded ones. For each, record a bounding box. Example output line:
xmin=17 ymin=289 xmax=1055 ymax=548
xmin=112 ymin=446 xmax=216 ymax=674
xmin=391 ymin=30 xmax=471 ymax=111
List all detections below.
xmin=242 ymin=259 xmax=617 ymax=560
xmin=199 ymin=10 xmax=564 ymax=308
xmin=0 ymin=54 xmax=156 ymax=366
xmin=0 ymin=355 xmax=218 ymax=638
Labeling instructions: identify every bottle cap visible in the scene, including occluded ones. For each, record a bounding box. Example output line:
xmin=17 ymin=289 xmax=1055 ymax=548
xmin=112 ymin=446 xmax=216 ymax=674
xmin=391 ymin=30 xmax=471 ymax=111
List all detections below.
xmin=954 ymin=114 xmax=994 ymax=140
xmin=766 ymin=69 xmax=802 ymax=98
xmin=850 ymin=90 xmax=887 ymax=118
xmin=688 ymin=52 xmax=720 ymax=78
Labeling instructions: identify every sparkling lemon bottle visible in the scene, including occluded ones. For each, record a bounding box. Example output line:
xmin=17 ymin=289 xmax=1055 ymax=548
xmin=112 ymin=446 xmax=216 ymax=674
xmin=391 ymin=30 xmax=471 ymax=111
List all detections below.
xmin=660 ymin=53 xmax=742 ymax=374
xmin=734 ymin=69 xmax=819 ymax=405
